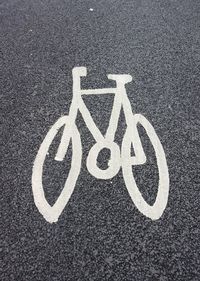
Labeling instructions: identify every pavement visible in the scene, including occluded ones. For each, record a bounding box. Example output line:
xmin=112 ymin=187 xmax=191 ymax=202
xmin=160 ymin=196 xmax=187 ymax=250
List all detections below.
xmin=1 ymin=0 xmax=200 ymax=280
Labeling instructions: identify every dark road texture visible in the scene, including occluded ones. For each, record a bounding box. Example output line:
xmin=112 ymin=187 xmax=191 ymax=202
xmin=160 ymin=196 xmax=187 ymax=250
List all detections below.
xmin=1 ymin=0 xmax=200 ymax=280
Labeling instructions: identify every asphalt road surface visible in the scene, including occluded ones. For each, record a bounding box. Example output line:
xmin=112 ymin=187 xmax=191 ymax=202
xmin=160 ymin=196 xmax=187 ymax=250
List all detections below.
xmin=1 ymin=0 xmax=200 ymax=280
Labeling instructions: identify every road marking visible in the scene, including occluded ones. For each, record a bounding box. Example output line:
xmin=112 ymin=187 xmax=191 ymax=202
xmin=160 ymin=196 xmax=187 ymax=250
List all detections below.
xmin=32 ymin=67 xmax=169 ymax=223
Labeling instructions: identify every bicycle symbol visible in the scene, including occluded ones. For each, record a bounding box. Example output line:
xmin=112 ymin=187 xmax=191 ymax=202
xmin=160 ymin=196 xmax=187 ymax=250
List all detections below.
xmin=32 ymin=67 xmax=169 ymax=223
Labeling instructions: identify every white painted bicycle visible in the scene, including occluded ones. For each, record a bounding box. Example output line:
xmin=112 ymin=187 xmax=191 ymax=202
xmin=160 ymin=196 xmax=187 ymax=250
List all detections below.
xmin=32 ymin=67 xmax=169 ymax=223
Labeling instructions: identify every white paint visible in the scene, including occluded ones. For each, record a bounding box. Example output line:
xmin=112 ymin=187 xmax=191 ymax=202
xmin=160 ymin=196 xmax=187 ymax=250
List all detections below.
xmin=32 ymin=67 xmax=169 ymax=223
xmin=32 ymin=116 xmax=82 ymax=223
xmin=89 ymin=8 xmax=94 ymax=11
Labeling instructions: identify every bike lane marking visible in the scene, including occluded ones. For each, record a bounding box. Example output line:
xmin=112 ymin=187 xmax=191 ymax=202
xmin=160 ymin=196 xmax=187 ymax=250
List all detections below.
xmin=32 ymin=67 xmax=169 ymax=223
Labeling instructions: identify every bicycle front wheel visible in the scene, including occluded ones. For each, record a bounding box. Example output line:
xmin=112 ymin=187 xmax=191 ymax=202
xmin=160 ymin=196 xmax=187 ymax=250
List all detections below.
xmin=121 ymin=114 xmax=169 ymax=220
xmin=32 ymin=116 xmax=82 ymax=223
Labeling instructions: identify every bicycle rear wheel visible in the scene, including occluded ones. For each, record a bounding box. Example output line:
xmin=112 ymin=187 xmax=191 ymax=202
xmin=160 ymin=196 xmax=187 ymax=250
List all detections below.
xmin=121 ymin=114 xmax=169 ymax=220
xmin=32 ymin=116 xmax=82 ymax=223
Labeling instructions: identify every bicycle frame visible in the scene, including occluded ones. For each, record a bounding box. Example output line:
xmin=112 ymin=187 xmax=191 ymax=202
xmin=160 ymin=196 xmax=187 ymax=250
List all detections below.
xmin=55 ymin=67 xmax=146 ymax=177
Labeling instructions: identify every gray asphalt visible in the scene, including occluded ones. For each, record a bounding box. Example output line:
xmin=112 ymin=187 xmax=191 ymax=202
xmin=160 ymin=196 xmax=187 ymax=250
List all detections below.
xmin=1 ymin=0 xmax=200 ymax=280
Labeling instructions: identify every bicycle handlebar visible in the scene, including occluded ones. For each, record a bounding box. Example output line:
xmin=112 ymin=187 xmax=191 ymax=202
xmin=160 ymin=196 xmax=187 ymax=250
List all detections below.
xmin=72 ymin=67 xmax=132 ymax=96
